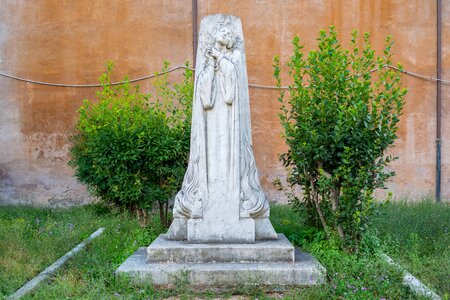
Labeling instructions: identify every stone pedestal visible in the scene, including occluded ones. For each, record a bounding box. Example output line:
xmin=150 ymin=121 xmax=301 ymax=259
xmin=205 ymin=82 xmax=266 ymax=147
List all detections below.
xmin=116 ymin=234 xmax=325 ymax=286
xmin=187 ymin=218 xmax=255 ymax=243
xmin=147 ymin=234 xmax=294 ymax=263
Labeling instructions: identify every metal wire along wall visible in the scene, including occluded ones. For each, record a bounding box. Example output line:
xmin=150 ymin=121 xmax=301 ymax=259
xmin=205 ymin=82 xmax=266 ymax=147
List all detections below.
xmin=0 ymin=64 xmax=449 ymax=89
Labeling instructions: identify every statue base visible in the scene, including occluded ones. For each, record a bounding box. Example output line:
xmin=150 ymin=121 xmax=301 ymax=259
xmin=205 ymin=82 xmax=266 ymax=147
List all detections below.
xmin=116 ymin=234 xmax=325 ymax=287
xmin=187 ymin=218 xmax=255 ymax=243
xmin=166 ymin=217 xmax=279 ymax=241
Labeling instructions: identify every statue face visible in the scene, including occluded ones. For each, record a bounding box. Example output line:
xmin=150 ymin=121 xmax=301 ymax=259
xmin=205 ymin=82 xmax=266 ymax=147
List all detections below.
xmin=214 ymin=27 xmax=233 ymax=48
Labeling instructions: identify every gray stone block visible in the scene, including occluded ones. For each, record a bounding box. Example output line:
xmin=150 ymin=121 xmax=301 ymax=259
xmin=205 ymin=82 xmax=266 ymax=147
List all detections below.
xmin=147 ymin=234 xmax=295 ymax=263
xmin=117 ymin=247 xmax=325 ymax=287
xmin=187 ymin=218 xmax=256 ymax=243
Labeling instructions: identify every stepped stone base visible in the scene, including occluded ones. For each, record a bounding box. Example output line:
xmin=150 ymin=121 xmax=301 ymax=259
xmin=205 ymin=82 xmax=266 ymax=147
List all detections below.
xmin=116 ymin=234 xmax=325 ymax=287
xmin=147 ymin=234 xmax=294 ymax=263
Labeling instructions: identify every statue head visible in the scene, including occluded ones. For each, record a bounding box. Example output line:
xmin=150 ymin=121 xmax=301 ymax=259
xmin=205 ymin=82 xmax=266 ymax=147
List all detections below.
xmin=214 ymin=26 xmax=235 ymax=50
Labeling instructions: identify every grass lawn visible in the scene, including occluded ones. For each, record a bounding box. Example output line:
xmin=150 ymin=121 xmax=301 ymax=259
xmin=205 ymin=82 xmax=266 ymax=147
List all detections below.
xmin=372 ymin=200 xmax=450 ymax=297
xmin=0 ymin=201 xmax=448 ymax=299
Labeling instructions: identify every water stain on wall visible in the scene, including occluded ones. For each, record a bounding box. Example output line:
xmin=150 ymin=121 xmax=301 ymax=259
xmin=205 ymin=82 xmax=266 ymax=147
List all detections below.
xmin=0 ymin=0 xmax=448 ymax=205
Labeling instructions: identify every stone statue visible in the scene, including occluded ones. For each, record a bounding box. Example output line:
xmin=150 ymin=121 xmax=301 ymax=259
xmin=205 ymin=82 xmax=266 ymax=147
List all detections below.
xmin=167 ymin=14 xmax=277 ymax=242
xmin=117 ymin=15 xmax=324 ymax=286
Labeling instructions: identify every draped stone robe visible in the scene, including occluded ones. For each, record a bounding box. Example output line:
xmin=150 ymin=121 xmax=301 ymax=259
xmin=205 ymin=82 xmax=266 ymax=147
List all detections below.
xmin=166 ymin=14 xmax=277 ymax=243
xmin=200 ymin=51 xmax=237 ymax=221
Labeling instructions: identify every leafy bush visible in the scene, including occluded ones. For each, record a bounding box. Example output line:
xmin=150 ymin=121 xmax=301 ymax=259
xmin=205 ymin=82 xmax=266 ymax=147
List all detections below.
xmin=270 ymin=205 xmax=412 ymax=299
xmin=273 ymin=27 xmax=407 ymax=250
xmin=69 ymin=62 xmax=193 ymax=227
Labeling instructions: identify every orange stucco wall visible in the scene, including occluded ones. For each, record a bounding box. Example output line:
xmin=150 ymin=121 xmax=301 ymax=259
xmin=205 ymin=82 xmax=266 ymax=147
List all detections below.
xmin=0 ymin=1 xmax=448 ymax=205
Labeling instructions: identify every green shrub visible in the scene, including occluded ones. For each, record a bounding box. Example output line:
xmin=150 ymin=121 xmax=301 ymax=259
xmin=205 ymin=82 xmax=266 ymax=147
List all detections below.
xmin=274 ymin=27 xmax=407 ymax=251
xmin=69 ymin=62 xmax=193 ymax=227
xmin=270 ymin=205 xmax=413 ymax=299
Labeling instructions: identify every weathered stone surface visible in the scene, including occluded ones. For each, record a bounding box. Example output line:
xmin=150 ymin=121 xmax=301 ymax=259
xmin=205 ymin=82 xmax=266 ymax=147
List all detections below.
xmin=167 ymin=14 xmax=277 ymax=243
xmin=147 ymin=233 xmax=294 ymax=263
xmin=117 ymin=14 xmax=326 ymax=288
xmin=117 ymin=247 xmax=325 ymax=286
xmin=165 ymin=218 xmax=187 ymax=240
xmin=255 ymin=218 xmax=279 ymax=240
xmin=187 ymin=218 xmax=256 ymax=243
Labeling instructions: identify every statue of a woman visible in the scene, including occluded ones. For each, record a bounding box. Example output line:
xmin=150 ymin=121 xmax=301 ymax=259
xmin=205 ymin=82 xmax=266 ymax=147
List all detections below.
xmin=167 ymin=15 xmax=277 ymax=242
xmin=199 ymin=26 xmax=238 ymax=214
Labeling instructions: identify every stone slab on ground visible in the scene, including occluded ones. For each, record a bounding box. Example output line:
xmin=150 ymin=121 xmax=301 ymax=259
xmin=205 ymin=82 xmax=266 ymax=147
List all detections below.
xmin=117 ymin=247 xmax=325 ymax=286
xmin=147 ymin=234 xmax=294 ymax=263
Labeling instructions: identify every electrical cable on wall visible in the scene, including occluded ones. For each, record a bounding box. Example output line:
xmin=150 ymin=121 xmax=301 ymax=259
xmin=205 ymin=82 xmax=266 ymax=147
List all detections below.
xmin=0 ymin=64 xmax=449 ymax=89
